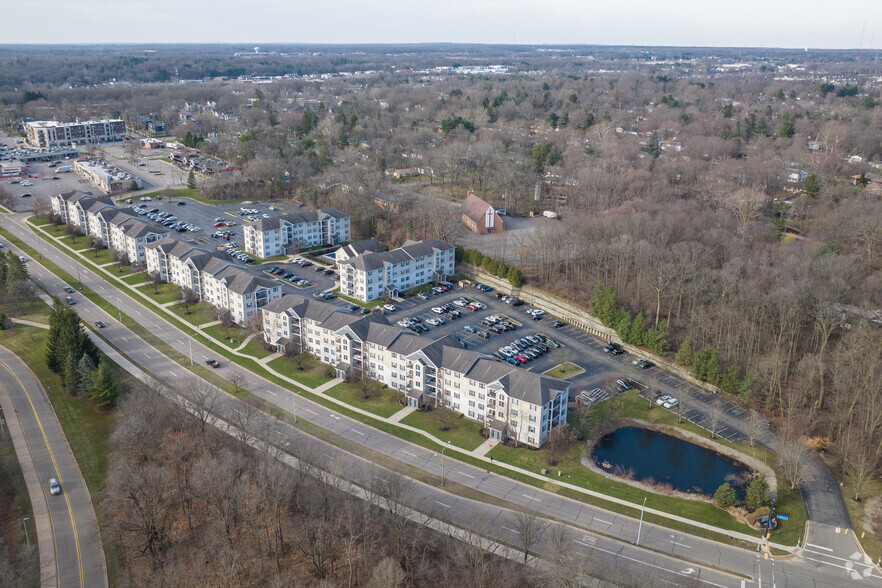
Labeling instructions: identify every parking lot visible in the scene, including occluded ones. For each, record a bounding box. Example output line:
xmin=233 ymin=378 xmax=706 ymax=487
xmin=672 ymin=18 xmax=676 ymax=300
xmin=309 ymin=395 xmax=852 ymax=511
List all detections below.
xmin=371 ymin=284 xmax=658 ymax=396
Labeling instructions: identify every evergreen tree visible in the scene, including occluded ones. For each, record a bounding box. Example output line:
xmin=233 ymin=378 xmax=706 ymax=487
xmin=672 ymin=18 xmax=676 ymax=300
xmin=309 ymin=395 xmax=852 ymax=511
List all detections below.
xmin=89 ymin=359 xmax=118 ymax=408
xmin=614 ymin=310 xmax=632 ymax=342
xmin=745 ymin=475 xmax=770 ymax=511
xmin=558 ymin=112 xmax=569 ymax=128
xmin=507 ymin=267 xmax=524 ymax=288
xmin=720 ymin=363 xmax=742 ymax=395
xmin=714 ymin=483 xmax=737 ymax=508
xmin=63 ymin=352 xmax=80 ymax=396
xmin=187 ymin=169 xmax=195 ymax=189
xmin=495 ymin=263 xmax=508 ymax=279
xmin=778 ymin=114 xmax=795 ymax=138
xmin=628 ymin=311 xmax=647 ymax=346
xmin=76 ymin=354 xmax=96 ymax=397
xmin=803 ymin=174 xmax=820 ymax=197
xmin=692 ymin=346 xmax=720 ymax=383
xmin=675 ymin=335 xmax=693 ymax=367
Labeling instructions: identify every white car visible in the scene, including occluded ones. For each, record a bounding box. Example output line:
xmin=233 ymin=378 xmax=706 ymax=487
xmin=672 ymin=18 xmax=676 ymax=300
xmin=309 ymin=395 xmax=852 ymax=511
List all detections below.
xmin=663 ymin=398 xmax=679 ymax=409
xmin=431 ymin=307 xmax=445 ymax=314
xmin=383 ymin=304 xmax=396 ymax=312
xmin=48 ymin=478 xmax=61 ymax=495
xmin=655 ymin=395 xmax=672 ymax=406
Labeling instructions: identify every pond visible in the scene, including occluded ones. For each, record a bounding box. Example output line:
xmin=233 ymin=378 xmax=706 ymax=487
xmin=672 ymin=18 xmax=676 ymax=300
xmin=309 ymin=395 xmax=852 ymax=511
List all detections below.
xmin=591 ymin=426 xmax=751 ymax=497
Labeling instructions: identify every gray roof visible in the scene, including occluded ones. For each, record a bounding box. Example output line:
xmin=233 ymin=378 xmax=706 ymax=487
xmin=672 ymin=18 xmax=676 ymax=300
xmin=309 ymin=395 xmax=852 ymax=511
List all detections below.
xmin=321 ymin=207 xmax=349 ymax=219
xmin=338 ymin=238 xmax=453 ymax=272
xmin=337 ymin=238 xmax=384 ymax=258
xmin=214 ymin=266 xmax=277 ymax=295
xmin=118 ymin=218 xmax=169 ymax=239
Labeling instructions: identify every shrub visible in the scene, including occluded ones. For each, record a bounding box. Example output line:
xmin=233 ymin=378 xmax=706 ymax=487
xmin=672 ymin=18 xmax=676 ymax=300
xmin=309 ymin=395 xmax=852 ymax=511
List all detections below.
xmin=745 ymin=474 xmax=770 ymax=511
xmin=714 ymin=483 xmax=737 ymax=508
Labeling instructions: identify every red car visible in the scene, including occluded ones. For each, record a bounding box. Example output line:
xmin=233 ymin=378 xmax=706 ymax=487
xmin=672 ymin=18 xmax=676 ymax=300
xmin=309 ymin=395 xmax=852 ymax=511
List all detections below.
xmin=214 ymin=222 xmax=225 ymax=227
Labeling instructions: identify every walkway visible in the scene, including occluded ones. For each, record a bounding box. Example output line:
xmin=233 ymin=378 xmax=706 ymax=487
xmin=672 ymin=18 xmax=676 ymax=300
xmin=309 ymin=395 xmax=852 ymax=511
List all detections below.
xmin=20 ymin=217 xmax=818 ymax=551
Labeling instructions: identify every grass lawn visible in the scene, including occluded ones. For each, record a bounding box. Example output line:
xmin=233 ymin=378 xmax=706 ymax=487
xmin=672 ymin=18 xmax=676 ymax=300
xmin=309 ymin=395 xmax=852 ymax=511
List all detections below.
xmin=165 ymin=300 xmax=218 ymax=326
xmin=267 ymin=355 xmax=333 ymax=389
xmin=835 ymin=468 xmax=882 ymax=562
xmin=0 ymin=326 xmax=115 ymax=509
xmin=29 ymin=215 xmax=52 ymax=227
xmin=136 ymin=281 xmax=181 ymax=304
xmin=238 ymin=337 xmax=274 ymax=359
xmin=59 ymin=236 xmax=91 ymax=251
xmin=400 ymin=409 xmax=486 ymax=451
xmin=332 ymin=288 xmax=386 ymax=309
xmin=325 ymin=381 xmax=405 ymax=418
xmin=0 ymin=299 xmax=51 ymax=325
xmin=41 ymin=224 xmax=68 ymax=237
xmin=81 ymin=248 xmax=115 ymax=265
xmin=543 ymin=362 xmax=585 ymax=378
xmin=201 ymin=323 xmax=252 ymax=347
xmin=119 ymin=271 xmax=147 ymax=285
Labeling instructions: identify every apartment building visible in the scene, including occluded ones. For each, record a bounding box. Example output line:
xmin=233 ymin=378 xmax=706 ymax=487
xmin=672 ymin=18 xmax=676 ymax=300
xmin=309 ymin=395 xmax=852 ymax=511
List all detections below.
xmin=243 ymin=208 xmax=351 ymax=258
xmin=261 ymin=296 xmax=568 ymax=447
xmin=25 ymin=119 xmax=127 ymax=149
xmin=333 ymin=238 xmax=385 ymax=265
xmin=338 ymin=238 xmax=455 ymax=302
xmin=146 ymin=237 xmax=281 ymax=326
xmin=50 ymin=191 xmax=167 ymax=263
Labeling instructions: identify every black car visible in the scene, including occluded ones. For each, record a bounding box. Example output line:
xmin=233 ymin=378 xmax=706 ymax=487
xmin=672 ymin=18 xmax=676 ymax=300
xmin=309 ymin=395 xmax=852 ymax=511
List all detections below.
xmin=553 ymin=320 xmax=566 ymax=328
xmin=177 ymin=201 xmax=186 ymax=206
xmin=95 ymin=321 xmax=107 ymax=328
xmin=610 ymin=347 xmax=626 ymax=356
xmin=63 ymin=286 xmax=75 ymax=294
xmin=603 ymin=343 xmax=621 ymax=353
xmin=205 ymin=359 xmax=220 ymax=368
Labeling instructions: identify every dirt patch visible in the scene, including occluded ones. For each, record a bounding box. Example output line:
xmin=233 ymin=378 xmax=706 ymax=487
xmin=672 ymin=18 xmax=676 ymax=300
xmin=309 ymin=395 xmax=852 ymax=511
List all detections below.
xmin=864 ymin=496 xmax=882 ymax=539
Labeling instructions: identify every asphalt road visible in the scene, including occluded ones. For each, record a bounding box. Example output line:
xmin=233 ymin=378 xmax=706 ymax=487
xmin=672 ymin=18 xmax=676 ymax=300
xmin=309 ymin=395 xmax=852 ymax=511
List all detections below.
xmin=0 ymin=348 xmax=106 ymax=588
xmin=6 ymin=212 xmax=881 ymax=586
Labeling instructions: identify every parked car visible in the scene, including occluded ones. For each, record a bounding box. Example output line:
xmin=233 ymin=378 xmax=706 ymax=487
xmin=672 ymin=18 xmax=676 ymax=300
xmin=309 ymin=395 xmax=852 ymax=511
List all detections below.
xmin=663 ymin=397 xmax=679 ymax=409
xmin=610 ymin=347 xmax=626 ymax=356
xmin=383 ymin=304 xmax=396 ymax=312
xmin=633 ymin=358 xmax=653 ymax=369
xmin=655 ymin=394 xmax=672 ymax=406
xmin=603 ymin=343 xmax=621 ymax=353
xmin=553 ymin=320 xmax=566 ymax=328
xmin=616 ymin=379 xmax=633 ymax=391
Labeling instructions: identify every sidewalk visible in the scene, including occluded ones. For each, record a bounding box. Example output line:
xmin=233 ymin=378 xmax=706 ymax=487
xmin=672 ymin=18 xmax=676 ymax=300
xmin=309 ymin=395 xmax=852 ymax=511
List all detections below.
xmin=23 ymin=216 xmax=793 ymax=551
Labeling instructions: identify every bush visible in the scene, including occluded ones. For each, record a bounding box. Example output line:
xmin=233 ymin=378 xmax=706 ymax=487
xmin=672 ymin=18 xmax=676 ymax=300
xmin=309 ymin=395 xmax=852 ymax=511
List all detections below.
xmin=745 ymin=474 xmax=770 ymax=511
xmin=714 ymin=483 xmax=737 ymax=508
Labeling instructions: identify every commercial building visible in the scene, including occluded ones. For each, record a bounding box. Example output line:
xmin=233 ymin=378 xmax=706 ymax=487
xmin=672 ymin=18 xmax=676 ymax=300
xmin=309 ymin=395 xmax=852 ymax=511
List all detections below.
xmin=243 ymin=208 xmax=350 ymax=258
xmin=25 ymin=119 xmax=127 ymax=149
xmin=261 ymin=295 xmax=568 ymax=447
xmin=337 ymin=238 xmax=455 ymax=302
xmin=146 ymin=238 xmax=281 ymax=326
xmin=0 ymin=162 xmax=25 ymax=177
xmin=73 ymin=159 xmax=142 ymax=194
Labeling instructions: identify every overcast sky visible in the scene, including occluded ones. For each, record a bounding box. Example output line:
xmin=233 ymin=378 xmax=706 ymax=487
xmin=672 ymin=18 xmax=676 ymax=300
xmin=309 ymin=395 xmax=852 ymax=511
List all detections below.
xmin=3 ymin=0 xmax=880 ymax=49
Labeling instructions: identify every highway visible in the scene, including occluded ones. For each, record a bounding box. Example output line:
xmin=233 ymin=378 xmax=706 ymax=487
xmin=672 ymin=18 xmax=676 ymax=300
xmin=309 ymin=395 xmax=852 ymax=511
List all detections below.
xmin=0 ymin=347 xmax=107 ymax=588
xmin=5 ymin=211 xmax=882 ymax=586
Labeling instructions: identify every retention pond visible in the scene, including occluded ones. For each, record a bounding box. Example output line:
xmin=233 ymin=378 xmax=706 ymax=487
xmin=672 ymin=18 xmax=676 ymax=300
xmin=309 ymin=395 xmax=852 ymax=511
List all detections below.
xmin=592 ymin=426 xmax=752 ymax=497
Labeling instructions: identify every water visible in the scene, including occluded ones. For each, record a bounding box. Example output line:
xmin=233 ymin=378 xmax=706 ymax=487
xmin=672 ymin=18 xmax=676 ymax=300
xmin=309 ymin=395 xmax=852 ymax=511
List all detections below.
xmin=592 ymin=426 xmax=751 ymax=496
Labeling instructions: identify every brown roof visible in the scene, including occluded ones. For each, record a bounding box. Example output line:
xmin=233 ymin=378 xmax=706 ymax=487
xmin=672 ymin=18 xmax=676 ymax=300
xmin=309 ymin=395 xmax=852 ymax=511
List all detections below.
xmin=461 ymin=192 xmax=500 ymax=225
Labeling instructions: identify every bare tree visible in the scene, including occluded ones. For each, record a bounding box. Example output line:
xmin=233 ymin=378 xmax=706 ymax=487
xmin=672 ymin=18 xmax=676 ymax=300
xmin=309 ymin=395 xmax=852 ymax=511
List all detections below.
xmin=32 ymin=196 xmax=51 ymax=218
xmin=228 ymin=371 xmax=245 ymax=396
xmin=217 ymin=309 xmax=234 ymax=338
xmin=721 ymin=187 xmax=768 ymax=236
xmin=185 ymin=378 xmax=221 ymax=437
xmin=848 ymin=449 xmax=877 ymax=501
xmin=180 ymin=286 xmax=199 ymax=314
xmin=676 ymin=391 xmax=688 ymax=424
xmin=433 ymin=405 xmax=456 ymax=431
xmin=779 ymin=438 xmax=811 ymax=490
xmin=0 ymin=185 xmax=16 ymax=211
xmin=706 ymin=399 xmax=722 ymax=439
xmin=88 ymin=235 xmax=104 ymax=257
xmin=514 ymin=510 xmax=548 ymax=564
xmin=747 ymin=410 xmax=762 ymax=447
xmin=546 ymin=423 xmax=577 ymax=466
xmin=113 ymin=249 xmax=130 ymax=273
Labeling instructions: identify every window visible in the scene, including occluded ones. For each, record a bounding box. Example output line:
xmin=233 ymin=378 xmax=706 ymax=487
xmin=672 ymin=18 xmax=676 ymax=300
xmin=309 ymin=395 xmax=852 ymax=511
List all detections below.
xmin=527 ymin=437 xmax=535 ymax=445
xmin=468 ymin=400 xmax=475 ymax=408
xmin=528 ymin=426 xmax=536 ymax=433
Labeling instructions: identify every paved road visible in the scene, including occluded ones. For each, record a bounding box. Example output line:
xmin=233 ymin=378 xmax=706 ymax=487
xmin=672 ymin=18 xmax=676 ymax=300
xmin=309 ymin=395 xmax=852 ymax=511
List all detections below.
xmin=7 ymin=213 xmax=882 ymax=586
xmin=0 ymin=347 xmax=106 ymax=588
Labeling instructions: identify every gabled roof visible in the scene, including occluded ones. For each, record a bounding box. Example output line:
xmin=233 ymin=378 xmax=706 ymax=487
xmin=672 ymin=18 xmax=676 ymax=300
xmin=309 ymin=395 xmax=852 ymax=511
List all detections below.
xmin=337 ymin=238 xmax=384 ymax=258
xmin=338 ymin=238 xmax=454 ymax=272
xmin=56 ymin=190 xmax=94 ymax=203
xmin=321 ymin=207 xmax=349 ymax=219
xmin=213 ymin=266 xmax=277 ymax=295
xmin=460 ymin=192 xmax=498 ymax=224
xmin=117 ymin=218 xmax=169 ymax=239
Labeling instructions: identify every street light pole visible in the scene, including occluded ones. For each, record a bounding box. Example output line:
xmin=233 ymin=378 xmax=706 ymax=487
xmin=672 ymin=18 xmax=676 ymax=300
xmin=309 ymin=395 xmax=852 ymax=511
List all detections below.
xmin=636 ymin=497 xmax=647 ymax=546
xmin=23 ymin=517 xmax=30 ymax=552
xmin=292 ymin=395 xmax=296 ymax=423
xmin=440 ymin=440 xmax=451 ymax=486
xmin=116 ymin=296 xmax=122 ymax=322
xmin=188 ymin=336 xmax=193 ymax=367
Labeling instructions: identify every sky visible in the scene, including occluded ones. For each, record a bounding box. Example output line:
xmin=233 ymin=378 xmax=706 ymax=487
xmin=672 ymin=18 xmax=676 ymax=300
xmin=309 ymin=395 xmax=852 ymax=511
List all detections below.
xmin=3 ymin=0 xmax=881 ymax=49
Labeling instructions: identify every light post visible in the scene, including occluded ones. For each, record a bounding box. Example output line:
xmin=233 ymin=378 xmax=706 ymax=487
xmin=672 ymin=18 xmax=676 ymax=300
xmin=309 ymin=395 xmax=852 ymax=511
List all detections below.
xmin=636 ymin=497 xmax=647 ymax=546
xmin=292 ymin=394 xmax=297 ymax=423
xmin=75 ymin=261 xmax=81 ymax=289
xmin=116 ymin=296 xmax=122 ymax=322
xmin=440 ymin=440 xmax=451 ymax=486
xmin=188 ymin=335 xmax=194 ymax=367
xmin=23 ymin=517 xmax=31 ymax=552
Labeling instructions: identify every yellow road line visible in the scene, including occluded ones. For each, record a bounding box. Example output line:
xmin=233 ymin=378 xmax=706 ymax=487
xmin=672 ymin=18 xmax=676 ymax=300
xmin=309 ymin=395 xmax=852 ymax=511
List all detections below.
xmin=0 ymin=357 xmax=84 ymax=588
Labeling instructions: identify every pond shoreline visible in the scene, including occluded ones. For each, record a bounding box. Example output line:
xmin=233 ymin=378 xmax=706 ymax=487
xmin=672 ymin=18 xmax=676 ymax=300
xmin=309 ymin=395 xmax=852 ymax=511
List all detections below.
xmin=581 ymin=419 xmax=777 ymax=503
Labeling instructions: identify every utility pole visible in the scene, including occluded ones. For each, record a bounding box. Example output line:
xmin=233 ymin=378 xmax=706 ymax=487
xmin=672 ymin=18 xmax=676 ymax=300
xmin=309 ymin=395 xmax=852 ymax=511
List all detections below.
xmin=636 ymin=497 xmax=647 ymax=546
xmin=440 ymin=440 xmax=451 ymax=486
xmin=188 ymin=335 xmax=193 ymax=367
xmin=116 ymin=296 xmax=122 ymax=322
xmin=292 ymin=395 xmax=296 ymax=423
